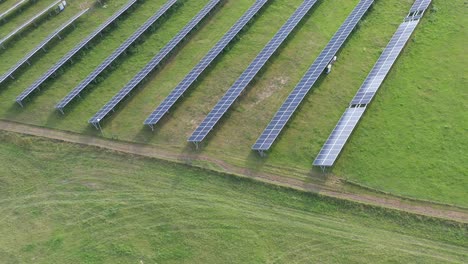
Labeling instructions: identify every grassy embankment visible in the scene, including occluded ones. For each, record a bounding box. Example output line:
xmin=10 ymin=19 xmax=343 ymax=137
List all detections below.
xmin=0 ymin=131 xmax=466 ymax=263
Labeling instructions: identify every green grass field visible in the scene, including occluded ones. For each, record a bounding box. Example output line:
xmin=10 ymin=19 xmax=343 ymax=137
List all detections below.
xmin=0 ymin=0 xmax=466 ymax=206
xmin=0 ymin=131 xmax=466 ymax=263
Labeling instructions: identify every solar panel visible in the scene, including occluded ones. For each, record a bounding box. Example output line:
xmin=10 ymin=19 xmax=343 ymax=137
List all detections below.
xmin=0 ymin=0 xmax=62 ymax=48
xmin=350 ymin=20 xmax=419 ymax=105
xmin=55 ymin=0 xmax=177 ymax=113
xmin=15 ymin=0 xmax=139 ymax=107
xmin=188 ymin=0 xmax=319 ymax=143
xmin=0 ymin=0 xmax=27 ymax=21
xmin=314 ymin=1 xmax=429 ymax=168
xmin=89 ymin=0 xmax=222 ymax=128
xmin=0 ymin=8 xmax=88 ymax=86
xmin=312 ymin=107 xmax=366 ymax=167
xmin=252 ymin=0 xmax=374 ymax=152
xmin=409 ymin=0 xmax=431 ymax=14
xmin=143 ymin=0 xmax=269 ymax=129
xmin=406 ymin=0 xmax=431 ymax=21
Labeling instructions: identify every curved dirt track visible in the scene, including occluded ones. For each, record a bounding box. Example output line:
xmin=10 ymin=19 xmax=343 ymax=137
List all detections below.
xmin=0 ymin=119 xmax=467 ymax=223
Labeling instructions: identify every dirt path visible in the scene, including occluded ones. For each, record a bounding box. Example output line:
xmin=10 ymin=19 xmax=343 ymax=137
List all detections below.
xmin=1 ymin=119 xmax=467 ymax=223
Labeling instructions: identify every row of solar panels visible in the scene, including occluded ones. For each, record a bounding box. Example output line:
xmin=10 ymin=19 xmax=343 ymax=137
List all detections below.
xmin=89 ymin=0 xmax=222 ymax=127
xmin=252 ymin=0 xmax=375 ymax=151
xmin=144 ymin=0 xmax=269 ymax=128
xmin=6 ymin=0 xmax=372 ymax=146
xmin=0 ymin=0 xmax=63 ymax=48
xmin=0 ymin=7 xmax=88 ymax=85
xmin=145 ymin=0 xmax=373 ymax=146
xmin=56 ymin=0 xmax=175 ymax=113
xmin=408 ymin=0 xmax=432 ymax=20
xmin=8 ymin=0 xmax=259 ymax=127
xmin=13 ymin=0 xmax=219 ymax=117
xmin=188 ymin=0 xmax=319 ymax=143
xmin=84 ymin=0 xmax=372 ymax=148
xmin=313 ymin=0 xmax=431 ymax=167
xmin=6 ymin=0 xmax=368 ymax=136
xmin=3 ymin=0 xmax=430 ymax=170
xmin=15 ymin=0 xmax=139 ymax=106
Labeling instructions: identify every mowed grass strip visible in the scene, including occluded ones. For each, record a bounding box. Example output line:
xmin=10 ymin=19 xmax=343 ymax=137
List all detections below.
xmin=0 ymin=131 xmax=466 ymax=263
xmin=0 ymin=0 xmax=465 ymax=206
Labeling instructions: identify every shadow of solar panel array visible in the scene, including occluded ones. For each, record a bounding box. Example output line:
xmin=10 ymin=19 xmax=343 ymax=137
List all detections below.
xmin=0 ymin=8 xmax=88 ymax=85
xmin=0 ymin=0 xmax=62 ymax=48
xmin=252 ymin=0 xmax=374 ymax=152
xmin=55 ymin=0 xmax=176 ymax=113
xmin=188 ymin=0 xmax=319 ymax=143
xmin=0 ymin=0 xmax=28 ymax=21
xmin=15 ymin=0 xmax=139 ymax=107
xmin=89 ymin=0 xmax=222 ymax=128
xmin=144 ymin=0 xmax=269 ymax=129
xmin=313 ymin=1 xmax=431 ymax=168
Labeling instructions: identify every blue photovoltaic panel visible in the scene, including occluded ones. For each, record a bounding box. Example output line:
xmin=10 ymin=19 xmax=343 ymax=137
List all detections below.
xmin=312 ymin=107 xmax=366 ymax=167
xmin=144 ymin=0 xmax=268 ymax=128
xmin=89 ymin=0 xmax=221 ymax=127
xmin=0 ymin=0 xmax=27 ymax=21
xmin=0 ymin=0 xmax=62 ymax=47
xmin=0 ymin=8 xmax=88 ymax=85
xmin=406 ymin=0 xmax=431 ymax=21
xmin=314 ymin=0 xmax=429 ymax=167
xmin=252 ymin=0 xmax=374 ymax=151
xmin=314 ymin=22 xmax=419 ymax=167
xmin=350 ymin=20 xmax=419 ymax=105
xmin=409 ymin=0 xmax=431 ymax=14
xmin=15 ymin=0 xmax=139 ymax=106
xmin=55 ymin=0 xmax=176 ymax=112
xmin=188 ymin=0 xmax=318 ymax=143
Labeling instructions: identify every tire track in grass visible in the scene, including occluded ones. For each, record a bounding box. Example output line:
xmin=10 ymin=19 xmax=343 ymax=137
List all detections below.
xmin=0 ymin=189 xmax=466 ymax=260
xmin=0 ymin=120 xmax=467 ymax=222
xmin=1 ymin=190 xmax=466 ymax=263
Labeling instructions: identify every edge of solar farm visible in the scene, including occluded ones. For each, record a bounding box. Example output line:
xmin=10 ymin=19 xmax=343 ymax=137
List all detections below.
xmin=143 ymin=0 xmax=270 ymax=130
xmin=14 ymin=0 xmax=138 ymax=107
xmin=313 ymin=0 xmax=432 ymax=169
xmin=88 ymin=0 xmax=224 ymax=129
xmin=187 ymin=0 xmax=320 ymax=146
xmin=0 ymin=7 xmax=88 ymax=85
xmin=55 ymin=0 xmax=178 ymax=114
xmin=252 ymin=0 xmax=375 ymax=153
